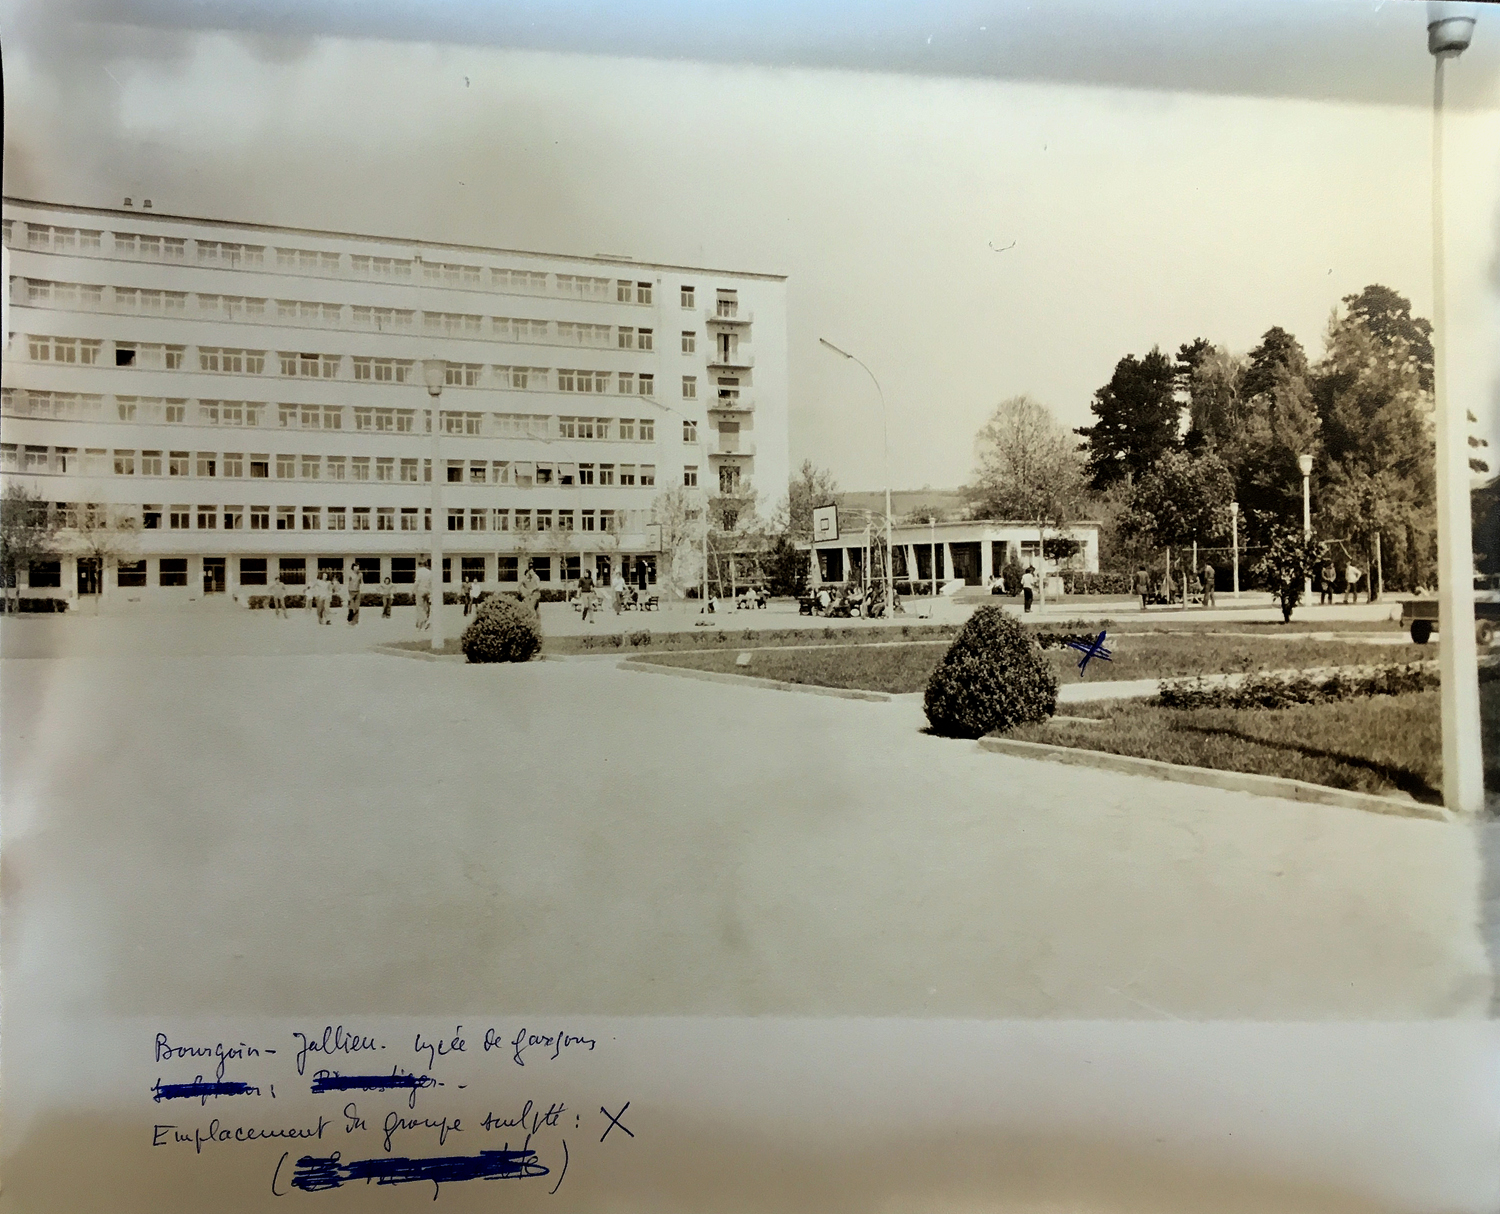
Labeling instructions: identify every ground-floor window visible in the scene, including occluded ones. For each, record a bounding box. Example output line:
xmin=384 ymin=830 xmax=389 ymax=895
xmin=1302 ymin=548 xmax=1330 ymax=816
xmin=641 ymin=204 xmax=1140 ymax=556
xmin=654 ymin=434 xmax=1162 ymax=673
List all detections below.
xmin=353 ymin=557 xmax=381 ymax=583
xmin=496 ymin=556 xmax=518 ymax=583
xmin=532 ymin=557 xmax=552 ymax=582
xmin=117 ymin=559 xmax=148 ymax=588
xmin=239 ymin=558 xmax=267 ymax=586
xmin=28 ymin=560 xmax=62 ymax=589
xmin=561 ymin=554 xmax=581 ymax=583
xmin=278 ymin=557 xmax=306 ymax=586
xmin=158 ymin=558 xmax=188 ymax=587
xmin=461 ymin=557 xmax=486 ymax=582
xmin=390 ymin=557 xmax=416 ymax=585
xmin=318 ymin=557 xmax=344 ymax=583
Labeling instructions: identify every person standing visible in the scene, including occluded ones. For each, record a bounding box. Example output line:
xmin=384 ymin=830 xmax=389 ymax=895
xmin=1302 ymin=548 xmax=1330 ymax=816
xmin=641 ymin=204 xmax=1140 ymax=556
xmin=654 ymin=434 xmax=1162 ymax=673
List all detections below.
xmin=1021 ymin=565 xmax=1036 ymax=614
xmin=1344 ymin=561 xmax=1362 ymax=605
xmin=303 ymin=574 xmax=317 ymax=619
xmin=1134 ymin=566 xmax=1150 ymax=611
xmin=380 ymin=575 xmax=394 ymax=618
xmin=519 ymin=560 xmax=541 ymax=615
xmin=1319 ymin=557 xmax=1337 ymax=606
xmin=462 ymin=577 xmax=477 ymax=617
xmin=347 ymin=563 xmax=364 ymax=625
xmin=415 ymin=560 xmax=433 ymax=630
xmin=270 ymin=574 xmax=286 ymax=619
xmin=1201 ymin=561 xmax=1216 ymax=609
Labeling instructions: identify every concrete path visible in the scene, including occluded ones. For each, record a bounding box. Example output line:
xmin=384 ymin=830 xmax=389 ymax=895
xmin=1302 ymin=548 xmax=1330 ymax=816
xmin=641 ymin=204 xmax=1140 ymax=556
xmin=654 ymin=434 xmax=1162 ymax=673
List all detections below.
xmin=3 ymin=641 xmax=1489 ymax=1023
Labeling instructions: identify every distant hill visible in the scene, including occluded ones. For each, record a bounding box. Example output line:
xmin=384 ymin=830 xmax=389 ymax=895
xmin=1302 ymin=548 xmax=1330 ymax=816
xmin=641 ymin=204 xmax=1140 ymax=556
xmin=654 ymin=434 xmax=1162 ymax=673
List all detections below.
xmin=838 ymin=488 xmax=969 ymax=522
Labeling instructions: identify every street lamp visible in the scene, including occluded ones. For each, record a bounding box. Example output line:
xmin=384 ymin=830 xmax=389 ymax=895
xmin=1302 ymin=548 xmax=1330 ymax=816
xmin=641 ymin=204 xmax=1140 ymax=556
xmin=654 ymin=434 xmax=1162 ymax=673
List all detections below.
xmin=819 ymin=338 xmax=894 ymax=617
xmin=1298 ymin=452 xmax=1314 ymax=600
xmin=1230 ymin=501 xmax=1240 ymax=599
xmin=422 ymin=358 xmax=447 ymax=651
xmin=1427 ymin=1 xmax=1484 ymax=813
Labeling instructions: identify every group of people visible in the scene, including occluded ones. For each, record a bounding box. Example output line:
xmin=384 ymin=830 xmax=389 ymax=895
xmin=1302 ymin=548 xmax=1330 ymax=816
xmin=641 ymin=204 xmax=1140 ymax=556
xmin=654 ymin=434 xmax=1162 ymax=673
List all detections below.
xmin=266 ymin=566 xmax=396 ymax=624
xmin=1318 ymin=558 xmax=1367 ymax=606
xmin=563 ymin=561 xmax=655 ymax=623
xmin=986 ymin=566 xmax=1040 ymax=612
xmin=1134 ymin=563 xmax=1217 ymax=610
xmin=809 ymin=581 xmax=901 ymax=618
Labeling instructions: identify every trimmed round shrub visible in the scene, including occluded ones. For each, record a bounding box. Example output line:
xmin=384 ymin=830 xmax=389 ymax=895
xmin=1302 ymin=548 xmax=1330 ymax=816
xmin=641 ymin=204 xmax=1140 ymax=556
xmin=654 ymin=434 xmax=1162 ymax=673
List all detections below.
xmin=461 ymin=595 xmax=542 ymax=663
xmin=923 ymin=605 xmax=1058 ymax=738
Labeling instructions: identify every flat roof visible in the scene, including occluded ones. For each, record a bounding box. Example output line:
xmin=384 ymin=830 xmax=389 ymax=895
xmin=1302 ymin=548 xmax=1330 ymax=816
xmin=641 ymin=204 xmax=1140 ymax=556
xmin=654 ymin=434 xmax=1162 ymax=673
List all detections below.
xmin=2 ymin=195 xmax=789 ymax=283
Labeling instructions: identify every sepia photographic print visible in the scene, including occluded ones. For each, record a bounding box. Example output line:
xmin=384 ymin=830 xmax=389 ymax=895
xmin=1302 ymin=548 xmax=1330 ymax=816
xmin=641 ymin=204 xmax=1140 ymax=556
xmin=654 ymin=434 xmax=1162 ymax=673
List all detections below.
xmin=2 ymin=1 xmax=1499 ymax=1211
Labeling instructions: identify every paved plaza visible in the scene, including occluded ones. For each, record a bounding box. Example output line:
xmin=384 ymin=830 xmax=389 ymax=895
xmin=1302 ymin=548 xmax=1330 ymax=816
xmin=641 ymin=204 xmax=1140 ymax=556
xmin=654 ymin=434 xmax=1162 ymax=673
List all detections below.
xmin=1 ymin=607 xmax=1490 ymax=1026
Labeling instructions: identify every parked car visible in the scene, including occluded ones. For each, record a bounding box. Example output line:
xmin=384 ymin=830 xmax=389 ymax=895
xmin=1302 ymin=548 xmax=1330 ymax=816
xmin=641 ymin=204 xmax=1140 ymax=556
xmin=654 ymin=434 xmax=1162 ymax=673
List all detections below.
xmin=1401 ymin=575 xmax=1499 ymax=645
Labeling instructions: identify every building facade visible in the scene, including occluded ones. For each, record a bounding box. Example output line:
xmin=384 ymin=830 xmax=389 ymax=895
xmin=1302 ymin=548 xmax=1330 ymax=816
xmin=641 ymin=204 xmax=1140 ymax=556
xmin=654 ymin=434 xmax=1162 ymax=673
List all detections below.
xmin=0 ymin=198 xmax=788 ymax=606
xmin=812 ymin=518 xmax=1101 ymax=588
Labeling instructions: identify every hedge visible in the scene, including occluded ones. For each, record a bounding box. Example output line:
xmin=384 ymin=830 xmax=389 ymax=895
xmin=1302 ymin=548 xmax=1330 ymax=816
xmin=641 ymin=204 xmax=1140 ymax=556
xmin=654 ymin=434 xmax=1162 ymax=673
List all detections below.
xmin=1156 ymin=662 xmax=1445 ymax=710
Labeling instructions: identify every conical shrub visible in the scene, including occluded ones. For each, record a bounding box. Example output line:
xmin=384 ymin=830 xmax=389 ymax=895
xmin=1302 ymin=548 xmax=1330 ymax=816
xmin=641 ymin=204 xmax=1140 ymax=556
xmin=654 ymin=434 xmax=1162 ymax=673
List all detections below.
xmin=461 ymin=594 xmax=543 ymax=663
xmin=923 ymin=605 xmax=1057 ymax=738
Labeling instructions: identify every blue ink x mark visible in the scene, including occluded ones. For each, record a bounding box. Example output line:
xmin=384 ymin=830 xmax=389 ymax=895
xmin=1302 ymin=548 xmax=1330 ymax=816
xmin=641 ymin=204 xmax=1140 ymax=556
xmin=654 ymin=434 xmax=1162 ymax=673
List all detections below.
xmin=152 ymin=1077 xmax=260 ymax=1103
xmin=1062 ymin=630 xmax=1112 ymax=675
xmin=291 ymin=1149 xmax=547 ymax=1194
xmin=600 ymin=1102 xmax=634 ymax=1142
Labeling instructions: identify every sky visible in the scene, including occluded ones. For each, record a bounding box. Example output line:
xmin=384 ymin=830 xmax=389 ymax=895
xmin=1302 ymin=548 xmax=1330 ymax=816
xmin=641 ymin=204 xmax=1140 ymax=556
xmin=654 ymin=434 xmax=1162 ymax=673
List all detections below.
xmin=4 ymin=0 xmax=1498 ymax=495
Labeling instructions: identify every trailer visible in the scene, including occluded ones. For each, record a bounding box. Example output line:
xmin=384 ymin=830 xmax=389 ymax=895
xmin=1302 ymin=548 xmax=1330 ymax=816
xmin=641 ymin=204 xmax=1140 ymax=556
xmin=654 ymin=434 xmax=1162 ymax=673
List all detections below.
xmin=1401 ymin=575 xmax=1500 ymax=645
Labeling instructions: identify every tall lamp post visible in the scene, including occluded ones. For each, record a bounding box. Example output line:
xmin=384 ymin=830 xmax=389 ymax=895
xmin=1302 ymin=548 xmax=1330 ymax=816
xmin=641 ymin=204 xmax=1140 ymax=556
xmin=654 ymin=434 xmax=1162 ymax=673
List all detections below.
xmin=1428 ymin=2 xmax=1484 ymax=813
xmin=819 ymin=338 xmax=894 ymax=618
xmin=422 ymin=358 xmax=447 ymax=652
xmin=1230 ymin=501 xmax=1240 ymax=599
xmin=1298 ymin=453 xmax=1314 ymax=600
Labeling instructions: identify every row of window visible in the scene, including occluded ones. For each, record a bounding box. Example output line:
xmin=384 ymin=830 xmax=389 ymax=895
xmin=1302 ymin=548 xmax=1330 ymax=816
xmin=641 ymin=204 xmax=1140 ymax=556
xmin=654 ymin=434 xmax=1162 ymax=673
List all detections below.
xmin=20 ymin=336 xmax=703 ymax=394
xmin=25 ymin=551 xmax=659 ymax=591
xmin=4 ymin=445 xmax=666 ymax=487
xmin=4 ymin=391 xmax=692 ymax=443
xmin=11 ymin=223 xmax=745 ymax=310
xmin=135 ymin=505 xmax=631 ymax=533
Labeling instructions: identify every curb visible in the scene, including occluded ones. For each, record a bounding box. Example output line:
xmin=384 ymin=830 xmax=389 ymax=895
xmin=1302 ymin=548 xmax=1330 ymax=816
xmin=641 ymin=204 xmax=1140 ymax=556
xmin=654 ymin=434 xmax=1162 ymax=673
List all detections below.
xmin=976 ymin=736 xmax=1452 ymax=822
xmin=617 ymin=658 xmax=892 ymax=702
xmin=373 ymin=644 xmax=464 ymax=662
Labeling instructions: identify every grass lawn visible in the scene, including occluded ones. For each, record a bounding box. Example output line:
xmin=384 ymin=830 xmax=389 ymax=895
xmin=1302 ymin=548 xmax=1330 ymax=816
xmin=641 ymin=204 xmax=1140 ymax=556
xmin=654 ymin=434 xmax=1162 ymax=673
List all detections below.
xmin=630 ymin=634 xmax=1432 ymax=693
xmin=1004 ymin=682 xmax=1500 ymax=802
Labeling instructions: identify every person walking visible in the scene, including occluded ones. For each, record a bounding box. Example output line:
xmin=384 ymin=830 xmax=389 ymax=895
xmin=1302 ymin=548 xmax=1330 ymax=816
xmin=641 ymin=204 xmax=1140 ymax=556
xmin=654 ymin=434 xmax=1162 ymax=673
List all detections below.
xmin=1021 ymin=565 xmax=1036 ymax=614
xmin=1344 ymin=561 xmax=1362 ymax=605
xmin=346 ymin=564 xmax=364 ymax=625
xmin=303 ymin=574 xmax=317 ymax=619
xmin=317 ymin=575 xmax=334 ymax=625
xmin=1319 ymin=557 xmax=1337 ymax=606
xmin=1134 ymin=566 xmax=1150 ymax=611
xmin=380 ymin=575 xmax=394 ymax=618
xmin=1201 ymin=561 xmax=1216 ymax=609
xmin=519 ymin=560 xmax=541 ymax=615
xmin=415 ymin=560 xmax=433 ymax=631
xmin=578 ymin=569 xmax=597 ymax=623
xmin=270 ymin=575 xmax=286 ymax=619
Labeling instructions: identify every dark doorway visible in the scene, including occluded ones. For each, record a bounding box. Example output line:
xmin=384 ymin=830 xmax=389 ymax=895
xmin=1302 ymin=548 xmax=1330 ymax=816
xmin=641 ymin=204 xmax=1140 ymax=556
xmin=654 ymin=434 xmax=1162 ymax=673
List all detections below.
xmin=77 ymin=558 xmax=101 ymax=595
xmin=950 ymin=542 xmax=982 ymax=585
xmin=203 ymin=557 xmax=226 ymax=594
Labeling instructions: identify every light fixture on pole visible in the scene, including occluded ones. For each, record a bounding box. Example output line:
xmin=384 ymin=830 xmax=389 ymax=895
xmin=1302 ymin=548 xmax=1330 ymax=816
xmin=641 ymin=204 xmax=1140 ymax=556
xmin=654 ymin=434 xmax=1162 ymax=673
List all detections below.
xmin=1427 ymin=1 xmax=1484 ymax=813
xmin=1230 ymin=501 xmax=1240 ymax=598
xmin=1298 ymin=453 xmax=1314 ymax=600
xmin=819 ymin=338 xmax=894 ymax=618
xmin=422 ymin=358 xmax=447 ymax=652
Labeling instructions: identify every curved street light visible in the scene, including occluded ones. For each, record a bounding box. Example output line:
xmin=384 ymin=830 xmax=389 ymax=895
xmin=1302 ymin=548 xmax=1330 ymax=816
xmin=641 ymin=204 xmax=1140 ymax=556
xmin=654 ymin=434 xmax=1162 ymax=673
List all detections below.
xmin=819 ymin=338 xmax=894 ymax=617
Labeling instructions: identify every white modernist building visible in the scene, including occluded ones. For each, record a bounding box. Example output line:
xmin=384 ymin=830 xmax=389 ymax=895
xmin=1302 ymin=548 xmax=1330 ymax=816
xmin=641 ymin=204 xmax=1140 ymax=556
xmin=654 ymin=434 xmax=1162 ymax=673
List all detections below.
xmin=812 ymin=517 xmax=1101 ymax=588
xmin=0 ymin=197 xmax=788 ymax=606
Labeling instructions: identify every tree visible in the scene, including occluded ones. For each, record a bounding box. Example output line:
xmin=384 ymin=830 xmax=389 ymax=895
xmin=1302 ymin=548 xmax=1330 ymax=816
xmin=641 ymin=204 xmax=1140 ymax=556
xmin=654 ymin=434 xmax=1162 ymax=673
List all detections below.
xmin=763 ymin=534 xmax=809 ymax=597
xmin=1253 ymin=524 xmax=1324 ymax=623
xmin=1339 ymin=283 xmax=1434 ymax=391
xmin=1183 ymin=344 xmax=1247 ymax=453
xmin=1470 ymin=409 xmax=1490 ymax=476
xmin=971 ymin=395 xmax=1083 ymax=521
xmin=650 ymin=486 xmax=708 ymax=599
xmin=0 ymin=483 xmax=58 ymax=613
xmin=70 ymin=503 xmax=141 ymax=612
xmin=1121 ymin=449 xmax=1235 ymax=553
xmin=1076 ymin=347 xmax=1181 ymax=491
xmin=771 ymin=460 xmax=841 ymax=544
xmin=1240 ymin=325 xmax=1308 ymax=402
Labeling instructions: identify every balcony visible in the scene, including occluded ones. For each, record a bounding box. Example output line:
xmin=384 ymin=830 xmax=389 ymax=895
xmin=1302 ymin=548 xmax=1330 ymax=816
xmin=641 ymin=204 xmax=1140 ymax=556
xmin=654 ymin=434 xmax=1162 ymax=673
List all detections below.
xmin=707 ymin=351 xmax=754 ymax=370
xmin=708 ymin=393 xmax=754 ymax=413
xmin=705 ymin=307 xmax=753 ymax=326
xmin=708 ymin=438 xmax=756 ymax=458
